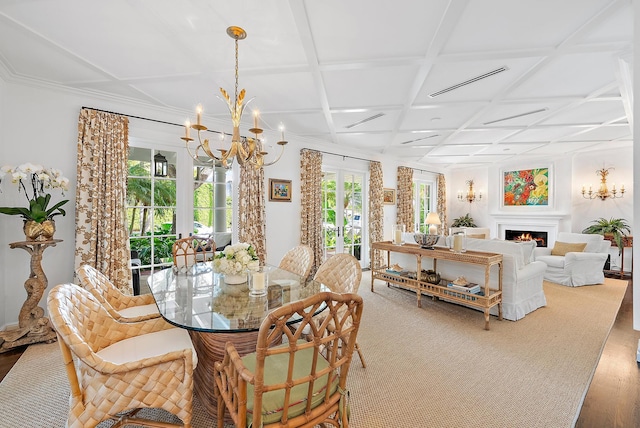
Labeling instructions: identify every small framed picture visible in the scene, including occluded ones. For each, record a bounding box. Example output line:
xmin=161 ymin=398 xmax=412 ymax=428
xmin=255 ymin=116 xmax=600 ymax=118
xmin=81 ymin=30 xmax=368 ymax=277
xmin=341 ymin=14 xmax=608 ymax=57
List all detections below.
xmin=269 ymin=179 xmax=292 ymax=202
xmin=383 ymin=188 xmax=396 ymax=205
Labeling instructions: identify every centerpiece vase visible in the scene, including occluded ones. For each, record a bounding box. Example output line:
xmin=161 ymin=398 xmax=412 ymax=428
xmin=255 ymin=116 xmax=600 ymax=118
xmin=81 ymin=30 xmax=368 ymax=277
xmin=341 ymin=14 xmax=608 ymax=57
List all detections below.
xmin=224 ymin=273 xmax=248 ymax=285
xmin=23 ymin=220 xmax=56 ymax=241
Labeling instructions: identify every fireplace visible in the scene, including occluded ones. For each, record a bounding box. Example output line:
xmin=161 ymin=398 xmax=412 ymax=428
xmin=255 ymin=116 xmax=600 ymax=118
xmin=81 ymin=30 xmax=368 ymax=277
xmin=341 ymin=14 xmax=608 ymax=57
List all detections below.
xmin=505 ymin=229 xmax=548 ymax=247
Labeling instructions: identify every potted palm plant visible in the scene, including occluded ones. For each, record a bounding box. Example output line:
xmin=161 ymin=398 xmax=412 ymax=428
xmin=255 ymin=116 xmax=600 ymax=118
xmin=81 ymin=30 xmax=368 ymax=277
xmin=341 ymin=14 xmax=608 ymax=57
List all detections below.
xmin=582 ymin=217 xmax=631 ymax=254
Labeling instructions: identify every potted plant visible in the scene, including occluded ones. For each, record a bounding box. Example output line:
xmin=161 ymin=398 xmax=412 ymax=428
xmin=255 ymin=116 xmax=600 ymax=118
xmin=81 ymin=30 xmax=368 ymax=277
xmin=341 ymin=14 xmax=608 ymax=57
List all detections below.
xmin=451 ymin=213 xmax=477 ymax=228
xmin=0 ymin=163 xmax=69 ymax=240
xmin=582 ymin=217 xmax=631 ymax=254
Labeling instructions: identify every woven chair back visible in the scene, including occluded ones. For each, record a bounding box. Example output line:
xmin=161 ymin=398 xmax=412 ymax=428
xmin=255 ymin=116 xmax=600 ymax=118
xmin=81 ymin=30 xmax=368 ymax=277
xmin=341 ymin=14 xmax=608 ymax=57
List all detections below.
xmin=313 ymin=253 xmax=362 ymax=294
xmin=278 ymin=244 xmax=314 ymax=280
xmin=76 ymin=264 xmax=125 ymax=312
xmin=172 ymin=235 xmax=216 ymax=270
xmin=215 ymin=291 xmax=363 ymax=427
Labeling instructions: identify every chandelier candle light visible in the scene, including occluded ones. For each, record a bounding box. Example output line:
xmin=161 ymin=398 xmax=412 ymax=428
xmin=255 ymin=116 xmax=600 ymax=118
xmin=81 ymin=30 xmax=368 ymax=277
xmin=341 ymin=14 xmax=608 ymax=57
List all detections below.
xmin=181 ymin=26 xmax=287 ymax=169
xmin=458 ymin=179 xmax=481 ymax=203
xmin=582 ymin=167 xmax=625 ymax=201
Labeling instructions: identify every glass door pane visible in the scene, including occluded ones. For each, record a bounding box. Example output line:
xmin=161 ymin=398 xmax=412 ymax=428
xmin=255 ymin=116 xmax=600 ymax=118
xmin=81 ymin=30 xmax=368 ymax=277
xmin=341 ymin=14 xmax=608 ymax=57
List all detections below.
xmin=322 ymin=171 xmax=338 ymax=260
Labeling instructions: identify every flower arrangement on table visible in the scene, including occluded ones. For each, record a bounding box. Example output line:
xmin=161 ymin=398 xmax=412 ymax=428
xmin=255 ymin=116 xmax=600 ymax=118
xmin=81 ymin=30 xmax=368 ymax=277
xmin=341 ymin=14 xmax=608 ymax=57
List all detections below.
xmin=213 ymin=242 xmax=260 ymax=276
xmin=0 ymin=163 xmax=69 ymax=241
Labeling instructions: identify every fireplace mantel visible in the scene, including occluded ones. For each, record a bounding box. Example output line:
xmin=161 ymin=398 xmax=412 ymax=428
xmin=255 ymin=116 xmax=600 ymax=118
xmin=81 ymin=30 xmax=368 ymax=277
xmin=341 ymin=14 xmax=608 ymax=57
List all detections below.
xmin=491 ymin=213 xmax=569 ymax=249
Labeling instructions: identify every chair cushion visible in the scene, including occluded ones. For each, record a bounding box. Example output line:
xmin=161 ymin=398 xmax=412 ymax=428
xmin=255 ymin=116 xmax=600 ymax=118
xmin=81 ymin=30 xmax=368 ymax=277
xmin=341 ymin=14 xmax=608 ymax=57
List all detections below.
xmin=551 ymin=241 xmax=587 ymax=256
xmin=119 ymin=303 xmax=160 ymax=318
xmin=97 ymin=327 xmax=197 ymax=366
xmin=242 ymin=342 xmax=338 ymax=425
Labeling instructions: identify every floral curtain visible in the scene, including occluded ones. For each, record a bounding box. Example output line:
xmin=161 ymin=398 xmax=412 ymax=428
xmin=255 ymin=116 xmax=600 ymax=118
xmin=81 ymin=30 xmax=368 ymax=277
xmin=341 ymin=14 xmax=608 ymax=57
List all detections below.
xmin=437 ymin=173 xmax=448 ymax=234
xmin=396 ymin=166 xmax=414 ymax=232
xmin=300 ymin=149 xmax=323 ymax=277
xmin=238 ymin=162 xmax=267 ymax=265
xmin=369 ymin=161 xmax=384 ymax=267
xmin=74 ymin=108 xmax=132 ymax=293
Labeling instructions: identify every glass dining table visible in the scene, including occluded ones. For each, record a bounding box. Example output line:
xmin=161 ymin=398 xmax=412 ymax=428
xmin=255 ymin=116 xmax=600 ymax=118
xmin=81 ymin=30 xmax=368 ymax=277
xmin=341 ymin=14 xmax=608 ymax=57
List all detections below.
xmin=147 ymin=262 xmax=326 ymax=418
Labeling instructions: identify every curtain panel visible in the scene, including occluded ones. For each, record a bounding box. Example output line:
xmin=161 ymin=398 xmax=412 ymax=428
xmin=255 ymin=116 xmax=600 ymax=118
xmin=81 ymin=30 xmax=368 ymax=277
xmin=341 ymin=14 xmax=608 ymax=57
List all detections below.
xmin=74 ymin=108 xmax=132 ymax=293
xmin=238 ymin=163 xmax=267 ymax=265
xmin=368 ymin=161 xmax=384 ymax=267
xmin=396 ymin=166 xmax=414 ymax=232
xmin=437 ymin=173 xmax=448 ymax=234
xmin=299 ymin=149 xmax=323 ymax=277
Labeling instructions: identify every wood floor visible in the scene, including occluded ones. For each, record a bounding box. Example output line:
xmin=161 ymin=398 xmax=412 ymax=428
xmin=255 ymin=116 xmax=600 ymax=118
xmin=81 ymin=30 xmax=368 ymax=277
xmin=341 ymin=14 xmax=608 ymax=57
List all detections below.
xmin=1 ymin=278 xmax=639 ymax=426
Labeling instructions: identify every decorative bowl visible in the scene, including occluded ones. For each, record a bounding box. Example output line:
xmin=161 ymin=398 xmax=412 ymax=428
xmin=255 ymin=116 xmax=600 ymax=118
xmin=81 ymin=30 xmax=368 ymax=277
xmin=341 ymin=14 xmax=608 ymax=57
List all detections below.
xmin=413 ymin=233 xmax=440 ymax=248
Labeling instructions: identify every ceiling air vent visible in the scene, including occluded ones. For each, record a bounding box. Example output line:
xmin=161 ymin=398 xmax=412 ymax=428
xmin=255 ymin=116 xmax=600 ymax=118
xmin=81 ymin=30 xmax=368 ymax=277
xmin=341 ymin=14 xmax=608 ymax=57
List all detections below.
xmin=482 ymin=108 xmax=548 ymax=125
xmin=345 ymin=113 xmax=385 ymax=129
xmin=429 ymin=66 xmax=509 ymax=98
xmin=400 ymin=134 xmax=440 ymax=145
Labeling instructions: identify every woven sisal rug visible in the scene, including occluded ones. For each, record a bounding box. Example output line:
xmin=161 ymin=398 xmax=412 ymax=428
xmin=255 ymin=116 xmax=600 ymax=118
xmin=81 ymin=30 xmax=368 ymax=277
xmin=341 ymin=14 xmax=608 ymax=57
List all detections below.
xmin=0 ymin=277 xmax=627 ymax=427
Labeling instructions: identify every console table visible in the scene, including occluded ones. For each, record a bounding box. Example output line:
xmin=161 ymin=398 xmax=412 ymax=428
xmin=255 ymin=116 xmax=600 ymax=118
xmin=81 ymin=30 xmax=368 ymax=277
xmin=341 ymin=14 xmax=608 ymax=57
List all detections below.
xmin=0 ymin=239 xmax=60 ymax=352
xmin=371 ymin=241 xmax=503 ymax=330
xmin=603 ymin=235 xmax=632 ymax=279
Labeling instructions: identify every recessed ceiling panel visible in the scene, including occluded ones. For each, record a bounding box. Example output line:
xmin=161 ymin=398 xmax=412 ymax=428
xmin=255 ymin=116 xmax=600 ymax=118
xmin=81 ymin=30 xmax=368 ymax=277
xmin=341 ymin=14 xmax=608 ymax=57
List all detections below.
xmin=392 ymin=131 xmax=449 ymax=146
xmin=444 ymin=129 xmax=518 ymax=144
xmin=581 ymin=4 xmax=633 ymax=44
xmin=332 ymin=111 xmax=399 ymax=132
xmin=540 ymin=99 xmax=626 ymax=125
xmin=558 ymin=124 xmax=631 ymax=142
xmin=476 ymin=143 xmax=547 ymax=155
xmin=472 ymin=102 xmax=565 ymax=127
xmin=502 ymin=126 xmax=584 ymax=143
xmin=335 ymin=133 xmax=392 ymax=149
xmin=525 ymin=141 xmax=602 ymax=155
xmin=428 ymin=144 xmax=488 ymax=156
xmin=260 ymin=111 xmax=330 ymax=135
xmin=400 ymin=104 xmax=485 ymax=130
xmin=305 ymin=0 xmax=450 ymax=62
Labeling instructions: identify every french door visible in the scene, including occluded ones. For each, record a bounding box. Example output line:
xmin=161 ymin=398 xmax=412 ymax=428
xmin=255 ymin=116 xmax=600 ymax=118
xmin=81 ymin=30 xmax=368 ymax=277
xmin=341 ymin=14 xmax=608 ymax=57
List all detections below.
xmin=321 ymin=169 xmax=366 ymax=267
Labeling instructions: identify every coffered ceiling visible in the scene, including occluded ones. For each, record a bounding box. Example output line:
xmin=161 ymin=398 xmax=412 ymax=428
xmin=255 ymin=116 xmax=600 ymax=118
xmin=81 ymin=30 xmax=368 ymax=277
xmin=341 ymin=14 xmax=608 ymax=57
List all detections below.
xmin=0 ymin=0 xmax=633 ymax=169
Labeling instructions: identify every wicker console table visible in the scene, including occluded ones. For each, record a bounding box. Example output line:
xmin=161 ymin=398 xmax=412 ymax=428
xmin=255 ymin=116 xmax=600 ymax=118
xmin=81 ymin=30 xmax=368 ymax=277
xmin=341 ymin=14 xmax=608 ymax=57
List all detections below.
xmin=371 ymin=241 xmax=503 ymax=330
xmin=0 ymin=239 xmax=61 ymax=352
xmin=603 ymin=235 xmax=632 ymax=279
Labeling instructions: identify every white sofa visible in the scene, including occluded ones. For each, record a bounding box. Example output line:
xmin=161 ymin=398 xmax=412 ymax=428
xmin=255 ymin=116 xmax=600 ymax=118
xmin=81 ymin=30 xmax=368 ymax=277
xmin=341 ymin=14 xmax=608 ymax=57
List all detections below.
xmin=533 ymin=232 xmax=611 ymax=287
xmin=390 ymin=234 xmax=547 ymax=321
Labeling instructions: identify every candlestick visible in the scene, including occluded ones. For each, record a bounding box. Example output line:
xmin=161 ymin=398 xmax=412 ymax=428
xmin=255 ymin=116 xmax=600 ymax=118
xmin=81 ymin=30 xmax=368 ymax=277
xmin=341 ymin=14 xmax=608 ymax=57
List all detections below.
xmin=253 ymin=110 xmax=259 ymax=128
xmin=279 ymin=123 xmax=285 ymax=141
xmin=196 ymin=105 xmax=202 ymax=126
xmin=184 ymin=120 xmax=191 ymax=139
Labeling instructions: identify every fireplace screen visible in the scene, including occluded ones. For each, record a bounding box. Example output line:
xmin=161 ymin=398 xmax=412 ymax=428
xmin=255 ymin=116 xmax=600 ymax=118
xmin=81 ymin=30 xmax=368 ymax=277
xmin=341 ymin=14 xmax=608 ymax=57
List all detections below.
xmin=505 ymin=230 xmax=548 ymax=247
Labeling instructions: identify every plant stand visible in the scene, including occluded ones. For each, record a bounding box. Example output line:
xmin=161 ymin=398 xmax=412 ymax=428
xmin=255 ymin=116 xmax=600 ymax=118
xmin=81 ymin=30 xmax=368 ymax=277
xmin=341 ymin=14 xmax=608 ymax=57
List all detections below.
xmin=0 ymin=239 xmax=61 ymax=352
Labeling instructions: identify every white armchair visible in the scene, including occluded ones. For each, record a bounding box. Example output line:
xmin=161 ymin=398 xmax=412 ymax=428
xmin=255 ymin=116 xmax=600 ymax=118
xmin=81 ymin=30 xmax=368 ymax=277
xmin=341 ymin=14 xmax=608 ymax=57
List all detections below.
xmin=534 ymin=232 xmax=611 ymax=287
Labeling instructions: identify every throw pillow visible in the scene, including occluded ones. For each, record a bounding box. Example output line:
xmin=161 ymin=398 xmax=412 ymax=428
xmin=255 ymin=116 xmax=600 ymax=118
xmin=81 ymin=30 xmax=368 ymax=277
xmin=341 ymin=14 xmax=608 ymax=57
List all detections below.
xmin=551 ymin=241 xmax=587 ymax=256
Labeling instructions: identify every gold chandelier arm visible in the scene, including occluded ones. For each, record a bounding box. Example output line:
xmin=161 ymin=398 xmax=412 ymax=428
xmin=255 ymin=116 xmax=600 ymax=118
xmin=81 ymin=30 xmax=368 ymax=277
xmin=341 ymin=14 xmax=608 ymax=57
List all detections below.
xmin=261 ymin=142 xmax=288 ymax=167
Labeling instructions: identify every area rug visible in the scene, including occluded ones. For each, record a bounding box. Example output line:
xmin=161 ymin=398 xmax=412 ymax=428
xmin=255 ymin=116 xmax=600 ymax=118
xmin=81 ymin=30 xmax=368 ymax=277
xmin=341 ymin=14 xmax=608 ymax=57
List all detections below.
xmin=0 ymin=277 xmax=627 ymax=427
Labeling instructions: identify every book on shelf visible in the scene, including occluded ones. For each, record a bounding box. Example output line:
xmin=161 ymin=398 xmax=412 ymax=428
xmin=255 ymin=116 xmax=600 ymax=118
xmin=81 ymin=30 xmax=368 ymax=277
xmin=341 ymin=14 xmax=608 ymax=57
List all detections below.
xmin=447 ymin=282 xmax=481 ymax=294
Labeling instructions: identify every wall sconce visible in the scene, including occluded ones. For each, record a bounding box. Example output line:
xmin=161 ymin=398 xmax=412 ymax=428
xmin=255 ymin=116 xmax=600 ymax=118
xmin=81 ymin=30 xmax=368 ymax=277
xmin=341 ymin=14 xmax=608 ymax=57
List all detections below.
xmin=154 ymin=152 xmax=168 ymax=177
xmin=582 ymin=167 xmax=624 ymax=201
xmin=458 ymin=179 xmax=482 ymax=203
xmin=425 ymin=212 xmax=441 ymax=235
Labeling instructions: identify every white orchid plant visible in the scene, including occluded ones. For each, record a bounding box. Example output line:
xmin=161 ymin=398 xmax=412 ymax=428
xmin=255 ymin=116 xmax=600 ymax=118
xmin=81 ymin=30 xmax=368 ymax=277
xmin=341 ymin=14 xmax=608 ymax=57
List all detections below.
xmin=0 ymin=163 xmax=70 ymax=223
xmin=213 ymin=242 xmax=260 ymax=275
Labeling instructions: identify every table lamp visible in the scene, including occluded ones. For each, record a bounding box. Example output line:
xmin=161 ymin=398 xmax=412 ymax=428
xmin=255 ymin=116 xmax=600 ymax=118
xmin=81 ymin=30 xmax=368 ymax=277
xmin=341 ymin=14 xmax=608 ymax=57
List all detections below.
xmin=426 ymin=212 xmax=441 ymax=235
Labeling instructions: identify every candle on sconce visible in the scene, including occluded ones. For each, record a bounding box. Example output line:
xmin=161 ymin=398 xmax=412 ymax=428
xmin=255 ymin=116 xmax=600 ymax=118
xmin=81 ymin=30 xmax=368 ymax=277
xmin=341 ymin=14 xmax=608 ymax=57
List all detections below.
xmin=612 ymin=183 xmax=616 ymax=191
xmin=589 ymin=184 xmax=592 ymax=192
xmin=279 ymin=123 xmax=285 ymax=141
xmin=184 ymin=120 xmax=191 ymax=138
xmin=253 ymin=110 xmax=259 ymax=128
xmin=621 ymin=183 xmax=625 ymax=191
xmin=196 ymin=105 xmax=202 ymax=126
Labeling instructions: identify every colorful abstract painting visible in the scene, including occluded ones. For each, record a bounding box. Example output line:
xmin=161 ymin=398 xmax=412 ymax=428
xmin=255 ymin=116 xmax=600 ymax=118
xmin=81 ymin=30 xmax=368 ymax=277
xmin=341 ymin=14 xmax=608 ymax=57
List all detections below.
xmin=503 ymin=168 xmax=549 ymax=206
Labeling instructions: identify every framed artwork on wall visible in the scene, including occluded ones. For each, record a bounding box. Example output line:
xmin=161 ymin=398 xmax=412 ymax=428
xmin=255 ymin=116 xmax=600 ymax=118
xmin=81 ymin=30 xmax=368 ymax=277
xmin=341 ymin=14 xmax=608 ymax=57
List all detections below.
xmin=269 ymin=179 xmax=292 ymax=202
xmin=383 ymin=188 xmax=396 ymax=205
xmin=502 ymin=167 xmax=550 ymax=207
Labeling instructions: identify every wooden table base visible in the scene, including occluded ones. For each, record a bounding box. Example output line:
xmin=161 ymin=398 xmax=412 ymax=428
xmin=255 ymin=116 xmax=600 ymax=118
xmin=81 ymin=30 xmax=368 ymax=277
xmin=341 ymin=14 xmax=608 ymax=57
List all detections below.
xmin=189 ymin=330 xmax=281 ymax=419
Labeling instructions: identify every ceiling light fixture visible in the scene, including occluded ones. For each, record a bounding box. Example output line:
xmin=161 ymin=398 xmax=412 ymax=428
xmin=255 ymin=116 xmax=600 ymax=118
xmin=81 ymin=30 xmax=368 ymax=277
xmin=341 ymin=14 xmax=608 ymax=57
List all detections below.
xmin=483 ymin=108 xmax=549 ymax=125
xmin=180 ymin=26 xmax=287 ymax=169
xmin=581 ymin=167 xmax=625 ymax=200
xmin=429 ymin=66 xmax=509 ymax=98
xmin=344 ymin=113 xmax=386 ymax=129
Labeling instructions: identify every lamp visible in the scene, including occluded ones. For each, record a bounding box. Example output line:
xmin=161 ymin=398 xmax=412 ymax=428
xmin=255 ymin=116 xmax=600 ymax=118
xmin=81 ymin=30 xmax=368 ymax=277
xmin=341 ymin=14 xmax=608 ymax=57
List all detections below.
xmin=154 ymin=152 xmax=168 ymax=177
xmin=582 ymin=167 xmax=625 ymax=201
xmin=180 ymin=26 xmax=287 ymax=169
xmin=425 ymin=212 xmax=441 ymax=235
xmin=458 ymin=179 xmax=482 ymax=203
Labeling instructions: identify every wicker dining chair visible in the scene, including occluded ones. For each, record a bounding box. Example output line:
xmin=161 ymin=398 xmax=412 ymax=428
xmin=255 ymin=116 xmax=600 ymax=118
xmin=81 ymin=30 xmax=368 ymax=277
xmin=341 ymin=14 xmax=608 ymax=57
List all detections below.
xmin=313 ymin=253 xmax=366 ymax=368
xmin=172 ymin=235 xmax=216 ymax=271
xmin=47 ymin=283 xmax=197 ymax=428
xmin=278 ymin=244 xmax=314 ymax=280
xmin=76 ymin=264 xmax=160 ymax=322
xmin=214 ymin=291 xmax=363 ymax=428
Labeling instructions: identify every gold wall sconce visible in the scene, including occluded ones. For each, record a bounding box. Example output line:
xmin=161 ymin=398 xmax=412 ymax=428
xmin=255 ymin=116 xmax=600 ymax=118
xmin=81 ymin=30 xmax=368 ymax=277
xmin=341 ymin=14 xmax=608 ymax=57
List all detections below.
xmin=582 ymin=167 xmax=625 ymax=201
xmin=458 ymin=179 xmax=482 ymax=203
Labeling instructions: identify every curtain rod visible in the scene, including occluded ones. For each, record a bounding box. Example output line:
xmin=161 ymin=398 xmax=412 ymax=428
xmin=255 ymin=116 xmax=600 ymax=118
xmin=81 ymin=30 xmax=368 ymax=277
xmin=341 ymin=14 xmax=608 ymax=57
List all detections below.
xmin=311 ymin=149 xmax=440 ymax=175
xmin=81 ymin=106 xmax=226 ymax=135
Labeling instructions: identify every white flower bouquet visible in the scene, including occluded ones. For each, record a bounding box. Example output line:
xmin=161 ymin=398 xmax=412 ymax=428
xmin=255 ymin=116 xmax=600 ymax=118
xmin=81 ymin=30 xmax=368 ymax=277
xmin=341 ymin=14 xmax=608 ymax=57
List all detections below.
xmin=213 ymin=242 xmax=260 ymax=275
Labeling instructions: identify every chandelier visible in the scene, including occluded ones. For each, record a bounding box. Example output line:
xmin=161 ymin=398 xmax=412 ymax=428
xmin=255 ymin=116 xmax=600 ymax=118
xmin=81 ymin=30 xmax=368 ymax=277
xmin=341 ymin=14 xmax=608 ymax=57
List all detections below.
xmin=582 ymin=167 xmax=625 ymax=200
xmin=458 ymin=179 xmax=482 ymax=203
xmin=180 ymin=26 xmax=287 ymax=168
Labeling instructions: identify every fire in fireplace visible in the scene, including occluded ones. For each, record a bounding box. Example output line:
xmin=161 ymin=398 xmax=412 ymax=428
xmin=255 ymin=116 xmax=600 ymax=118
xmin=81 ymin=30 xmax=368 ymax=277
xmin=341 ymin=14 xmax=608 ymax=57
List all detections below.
xmin=505 ymin=229 xmax=548 ymax=247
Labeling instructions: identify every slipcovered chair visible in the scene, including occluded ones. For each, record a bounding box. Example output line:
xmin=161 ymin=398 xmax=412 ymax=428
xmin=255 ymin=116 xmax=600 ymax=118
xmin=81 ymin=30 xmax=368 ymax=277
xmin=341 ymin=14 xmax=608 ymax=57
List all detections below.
xmin=172 ymin=235 xmax=216 ymax=271
xmin=213 ymin=291 xmax=363 ymax=428
xmin=278 ymin=244 xmax=314 ymax=281
xmin=47 ymin=283 xmax=197 ymax=428
xmin=76 ymin=264 xmax=159 ymax=322
xmin=313 ymin=253 xmax=366 ymax=368
xmin=534 ymin=232 xmax=611 ymax=286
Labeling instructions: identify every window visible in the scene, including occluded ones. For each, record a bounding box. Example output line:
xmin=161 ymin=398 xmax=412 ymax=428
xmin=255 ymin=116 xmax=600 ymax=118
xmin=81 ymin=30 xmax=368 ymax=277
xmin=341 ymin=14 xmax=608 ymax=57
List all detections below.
xmin=414 ymin=180 xmax=435 ymax=233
